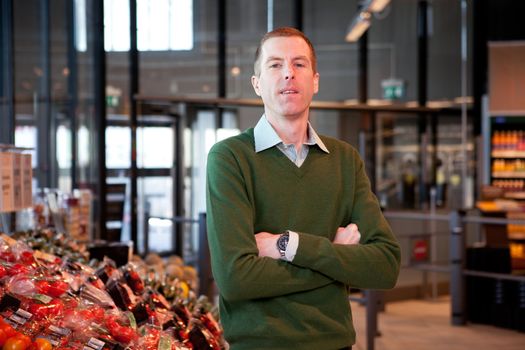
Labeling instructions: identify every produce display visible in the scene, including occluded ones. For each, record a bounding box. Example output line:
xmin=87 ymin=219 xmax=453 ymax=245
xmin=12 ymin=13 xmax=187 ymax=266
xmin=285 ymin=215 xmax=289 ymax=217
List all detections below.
xmin=0 ymin=231 xmax=224 ymax=350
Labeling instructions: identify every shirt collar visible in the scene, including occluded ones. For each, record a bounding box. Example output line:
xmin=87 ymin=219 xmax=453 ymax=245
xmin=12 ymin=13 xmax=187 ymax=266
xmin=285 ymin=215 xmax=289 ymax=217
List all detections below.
xmin=254 ymin=114 xmax=329 ymax=154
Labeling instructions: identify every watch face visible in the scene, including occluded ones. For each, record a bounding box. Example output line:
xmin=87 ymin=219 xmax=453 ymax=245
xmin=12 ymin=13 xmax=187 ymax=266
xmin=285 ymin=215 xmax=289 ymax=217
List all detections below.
xmin=277 ymin=233 xmax=289 ymax=251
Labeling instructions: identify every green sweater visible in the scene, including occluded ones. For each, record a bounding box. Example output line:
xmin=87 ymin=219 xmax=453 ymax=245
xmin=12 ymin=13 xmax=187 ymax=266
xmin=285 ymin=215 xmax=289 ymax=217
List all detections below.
xmin=206 ymin=128 xmax=400 ymax=350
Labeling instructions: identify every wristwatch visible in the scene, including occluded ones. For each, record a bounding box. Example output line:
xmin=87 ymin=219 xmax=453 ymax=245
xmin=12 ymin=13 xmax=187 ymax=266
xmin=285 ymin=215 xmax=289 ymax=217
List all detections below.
xmin=276 ymin=231 xmax=290 ymax=259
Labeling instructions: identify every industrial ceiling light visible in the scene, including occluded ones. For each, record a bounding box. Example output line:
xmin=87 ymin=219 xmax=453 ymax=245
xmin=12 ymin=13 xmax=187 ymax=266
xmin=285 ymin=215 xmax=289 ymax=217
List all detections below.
xmin=363 ymin=0 xmax=391 ymax=13
xmin=345 ymin=11 xmax=371 ymax=42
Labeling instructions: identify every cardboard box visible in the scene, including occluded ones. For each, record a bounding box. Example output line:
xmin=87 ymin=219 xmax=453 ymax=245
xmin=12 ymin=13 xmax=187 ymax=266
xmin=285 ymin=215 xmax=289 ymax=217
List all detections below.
xmin=21 ymin=154 xmax=33 ymax=209
xmin=12 ymin=153 xmax=22 ymax=211
xmin=0 ymin=152 xmax=14 ymax=213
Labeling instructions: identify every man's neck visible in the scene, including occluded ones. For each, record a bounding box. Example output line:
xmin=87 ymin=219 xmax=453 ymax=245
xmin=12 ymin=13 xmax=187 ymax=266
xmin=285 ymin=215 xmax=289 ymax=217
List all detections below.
xmin=265 ymin=113 xmax=309 ymax=152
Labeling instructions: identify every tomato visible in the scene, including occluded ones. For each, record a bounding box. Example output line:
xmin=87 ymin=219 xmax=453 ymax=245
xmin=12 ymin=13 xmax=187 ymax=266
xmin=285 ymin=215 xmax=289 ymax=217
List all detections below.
xmin=0 ymin=318 xmax=9 ymax=329
xmin=34 ymin=281 xmax=48 ymax=296
xmin=19 ymin=252 xmax=35 ymax=265
xmin=32 ymin=338 xmax=52 ymax=350
xmin=14 ymin=334 xmax=31 ymax=347
xmin=0 ymin=265 xmax=7 ymax=279
xmin=0 ymin=252 xmax=16 ymax=263
xmin=0 ymin=329 xmax=7 ymax=346
xmin=89 ymin=306 xmax=104 ymax=322
xmin=26 ymin=303 xmax=47 ymax=320
xmin=46 ymin=281 xmax=68 ymax=298
xmin=0 ymin=324 xmax=18 ymax=339
xmin=2 ymin=337 xmax=28 ymax=350
xmin=47 ymin=299 xmax=64 ymax=318
xmin=7 ymin=264 xmax=29 ymax=276
xmin=111 ymin=326 xmax=137 ymax=344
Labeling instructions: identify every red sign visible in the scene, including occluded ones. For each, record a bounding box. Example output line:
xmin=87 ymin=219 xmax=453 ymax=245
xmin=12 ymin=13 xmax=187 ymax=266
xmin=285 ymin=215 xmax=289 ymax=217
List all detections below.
xmin=412 ymin=239 xmax=429 ymax=262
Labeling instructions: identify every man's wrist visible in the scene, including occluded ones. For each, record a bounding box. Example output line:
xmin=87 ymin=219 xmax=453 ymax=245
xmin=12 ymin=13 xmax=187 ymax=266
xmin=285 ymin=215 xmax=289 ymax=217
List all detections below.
xmin=276 ymin=231 xmax=290 ymax=259
xmin=277 ymin=230 xmax=299 ymax=262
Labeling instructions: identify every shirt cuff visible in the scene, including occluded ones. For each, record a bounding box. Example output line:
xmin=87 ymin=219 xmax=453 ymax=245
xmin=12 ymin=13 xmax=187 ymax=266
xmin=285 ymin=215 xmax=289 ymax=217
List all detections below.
xmin=284 ymin=230 xmax=299 ymax=262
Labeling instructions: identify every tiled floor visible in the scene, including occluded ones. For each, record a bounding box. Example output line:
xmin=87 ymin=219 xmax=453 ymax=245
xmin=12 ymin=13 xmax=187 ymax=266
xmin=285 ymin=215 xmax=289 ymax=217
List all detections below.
xmin=351 ymin=296 xmax=525 ymax=350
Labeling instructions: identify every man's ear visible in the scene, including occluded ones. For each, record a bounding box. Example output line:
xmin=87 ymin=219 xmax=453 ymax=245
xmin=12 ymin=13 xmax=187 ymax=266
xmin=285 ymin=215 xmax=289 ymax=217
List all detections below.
xmin=313 ymin=72 xmax=320 ymax=94
xmin=251 ymin=75 xmax=261 ymax=96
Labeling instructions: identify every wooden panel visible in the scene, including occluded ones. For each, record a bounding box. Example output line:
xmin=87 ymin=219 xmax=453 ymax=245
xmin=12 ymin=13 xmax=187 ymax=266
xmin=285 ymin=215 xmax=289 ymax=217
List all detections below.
xmin=489 ymin=42 xmax=525 ymax=114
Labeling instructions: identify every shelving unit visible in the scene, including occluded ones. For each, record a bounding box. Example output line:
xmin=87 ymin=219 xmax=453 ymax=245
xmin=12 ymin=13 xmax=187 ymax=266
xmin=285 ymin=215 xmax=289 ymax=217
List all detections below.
xmin=490 ymin=119 xmax=525 ymax=199
xmin=485 ymin=116 xmax=525 ymax=271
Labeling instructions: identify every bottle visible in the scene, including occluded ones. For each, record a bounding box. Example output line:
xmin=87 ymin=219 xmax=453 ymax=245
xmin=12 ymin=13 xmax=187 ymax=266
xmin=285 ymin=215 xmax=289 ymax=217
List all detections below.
xmin=401 ymin=158 xmax=417 ymax=209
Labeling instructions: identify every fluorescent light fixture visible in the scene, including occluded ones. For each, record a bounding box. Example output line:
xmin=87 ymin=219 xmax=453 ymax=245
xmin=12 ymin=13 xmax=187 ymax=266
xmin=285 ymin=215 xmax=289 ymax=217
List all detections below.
xmin=363 ymin=0 xmax=391 ymax=13
xmin=345 ymin=11 xmax=371 ymax=42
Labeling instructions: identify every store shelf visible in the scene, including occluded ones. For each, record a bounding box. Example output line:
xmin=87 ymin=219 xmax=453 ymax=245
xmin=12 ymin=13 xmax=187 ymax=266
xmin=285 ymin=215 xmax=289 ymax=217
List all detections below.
xmin=492 ymin=150 xmax=525 ymax=158
xmin=492 ymin=171 xmax=525 ymax=178
xmin=509 ymin=232 xmax=525 ymax=240
xmin=504 ymin=192 xmax=525 ymax=200
xmin=381 ymin=143 xmax=475 ymax=154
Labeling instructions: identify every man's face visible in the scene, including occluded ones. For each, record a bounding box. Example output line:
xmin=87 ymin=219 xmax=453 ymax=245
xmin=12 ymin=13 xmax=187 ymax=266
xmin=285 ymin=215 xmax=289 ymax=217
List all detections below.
xmin=251 ymin=36 xmax=319 ymax=120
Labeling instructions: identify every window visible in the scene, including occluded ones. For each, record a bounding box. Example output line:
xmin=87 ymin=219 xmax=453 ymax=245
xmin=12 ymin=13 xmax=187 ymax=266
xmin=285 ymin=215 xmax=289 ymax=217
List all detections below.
xmin=137 ymin=0 xmax=193 ymax=51
xmin=75 ymin=0 xmax=193 ymax=52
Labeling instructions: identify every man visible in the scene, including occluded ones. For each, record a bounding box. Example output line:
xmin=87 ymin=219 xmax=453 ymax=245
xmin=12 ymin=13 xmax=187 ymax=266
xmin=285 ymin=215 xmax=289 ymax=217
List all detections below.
xmin=206 ymin=27 xmax=400 ymax=350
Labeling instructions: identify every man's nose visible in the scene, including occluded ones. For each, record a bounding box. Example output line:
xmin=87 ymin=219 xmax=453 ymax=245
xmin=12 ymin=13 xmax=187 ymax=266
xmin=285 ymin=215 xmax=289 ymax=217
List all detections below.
xmin=283 ymin=63 xmax=295 ymax=80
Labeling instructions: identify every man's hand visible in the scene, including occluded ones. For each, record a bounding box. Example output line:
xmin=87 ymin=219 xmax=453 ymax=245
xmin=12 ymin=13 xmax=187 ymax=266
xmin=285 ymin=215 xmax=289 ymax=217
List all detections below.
xmin=255 ymin=232 xmax=281 ymax=259
xmin=333 ymin=223 xmax=361 ymax=245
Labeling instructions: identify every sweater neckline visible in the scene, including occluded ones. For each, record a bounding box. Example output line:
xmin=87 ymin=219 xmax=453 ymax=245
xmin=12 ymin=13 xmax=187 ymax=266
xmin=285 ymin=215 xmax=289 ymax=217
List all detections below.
xmin=270 ymin=145 xmax=321 ymax=178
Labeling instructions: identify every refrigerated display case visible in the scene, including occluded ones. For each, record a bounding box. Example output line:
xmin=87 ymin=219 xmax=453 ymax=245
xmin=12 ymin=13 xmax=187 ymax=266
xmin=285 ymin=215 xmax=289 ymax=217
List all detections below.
xmin=487 ymin=115 xmax=525 ymax=269
xmin=490 ymin=116 xmax=525 ymax=199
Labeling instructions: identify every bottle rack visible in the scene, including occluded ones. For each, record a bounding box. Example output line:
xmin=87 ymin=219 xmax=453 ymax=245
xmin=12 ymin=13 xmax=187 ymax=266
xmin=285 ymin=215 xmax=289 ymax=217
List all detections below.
xmin=490 ymin=129 xmax=525 ymax=199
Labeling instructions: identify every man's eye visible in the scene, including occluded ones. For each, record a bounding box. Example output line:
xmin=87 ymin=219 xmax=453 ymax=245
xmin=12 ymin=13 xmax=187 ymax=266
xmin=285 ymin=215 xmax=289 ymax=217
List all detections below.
xmin=295 ymin=62 xmax=306 ymax=68
xmin=269 ymin=63 xmax=281 ymax=68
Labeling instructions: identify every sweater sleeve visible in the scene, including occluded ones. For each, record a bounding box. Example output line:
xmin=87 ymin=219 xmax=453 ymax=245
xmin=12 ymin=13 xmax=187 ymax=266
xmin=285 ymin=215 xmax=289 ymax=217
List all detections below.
xmin=206 ymin=147 xmax=334 ymax=302
xmin=291 ymin=152 xmax=401 ymax=290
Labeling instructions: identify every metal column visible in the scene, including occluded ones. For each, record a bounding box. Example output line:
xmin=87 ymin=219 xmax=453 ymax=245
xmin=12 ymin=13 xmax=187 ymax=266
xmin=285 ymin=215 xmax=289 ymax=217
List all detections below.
xmin=449 ymin=210 xmax=466 ymax=325
xmin=66 ymin=0 xmax=78 ymax=189
xmin=217 ymin=0 xmax=226 ymax=100
xmin=417 ymin=0 xmax=429 ymax=207
xmin=92 ymin=0 xmax=107 ymax=240
xmin=174 ymin=111 xmax=185 ymax=257
xmin=198 ymin=212 xmax=214 ymax=300
xmin=356 ymin=17 xmax=380 ymax=350
xmin=129 ymin=0 xmax=139 ymax=253
xmin=37 ymin=0 xmax=55 ymax=189
xmin=0 ymin=0 xmax=14 ymax=145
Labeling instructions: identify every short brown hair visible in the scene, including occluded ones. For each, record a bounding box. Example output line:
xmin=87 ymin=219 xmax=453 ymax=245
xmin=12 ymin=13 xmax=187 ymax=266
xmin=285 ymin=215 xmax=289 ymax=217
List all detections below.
xmin=253 ymin=27 xmax=317 ymax=76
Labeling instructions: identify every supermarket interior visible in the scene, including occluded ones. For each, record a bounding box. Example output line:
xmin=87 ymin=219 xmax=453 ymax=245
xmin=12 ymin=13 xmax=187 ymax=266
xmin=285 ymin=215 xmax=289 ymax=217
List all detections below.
xmin=1 ymin=0 xmax=525 ymax=349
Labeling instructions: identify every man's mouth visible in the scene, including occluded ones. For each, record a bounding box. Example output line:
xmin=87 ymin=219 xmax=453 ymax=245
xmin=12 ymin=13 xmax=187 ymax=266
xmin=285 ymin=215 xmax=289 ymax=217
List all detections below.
xmin=280 ymin=89 xmax=298 ymax=95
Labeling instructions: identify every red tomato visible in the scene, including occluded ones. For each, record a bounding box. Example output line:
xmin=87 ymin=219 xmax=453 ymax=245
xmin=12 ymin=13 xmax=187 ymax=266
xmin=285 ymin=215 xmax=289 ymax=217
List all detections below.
xmin=47 ymin=299 xmax=64 ymax=318
xmin=13 ymin=334 xmax=31 ymax=347
xmin=89 ymin=307 xmax=104 ymax=322
xmin=0 ymin=329 xmax=7 ymax=346
xmin=0 ymin=318 xmax=8 ymax=329
xmin=19 ymin=252 xmax=35 ymax=265
xmin=32 ymin=338 xmax=52 ymax=350
xmin=2 ymin=337 xmax=28 ymax=350
xmin=35 ymin=281 xmax=50 ymax=295
xmin=7 ymin=264 xmax=29 ymax=276
xmin=46 ymin=281 xmax=68 ymax=298
xmin=112 ymin=326 xmax=137 ymax=344
xmin=0 ymin=324 xmax=18 ymax=339
xmin=27 ymin=303 xmax=47 ymax=320
xmin=0 ymin=252 xmax=16 ymax=263
xmin=0 ymin=265 xmax=7 ymax=279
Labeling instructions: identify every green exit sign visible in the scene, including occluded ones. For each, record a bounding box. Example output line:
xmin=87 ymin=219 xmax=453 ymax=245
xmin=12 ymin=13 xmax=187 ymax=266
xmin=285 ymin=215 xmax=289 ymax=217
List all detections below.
xmin=106 ymin=95 xmax=119 ymax=107
xmin=381 ymin=78 xmax=405 ymax=100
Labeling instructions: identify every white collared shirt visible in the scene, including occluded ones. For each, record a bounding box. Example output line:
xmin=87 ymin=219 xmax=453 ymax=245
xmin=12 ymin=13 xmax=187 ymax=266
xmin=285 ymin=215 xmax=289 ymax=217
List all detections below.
xmin=254 ymin=114 xmax=329 ymax=167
